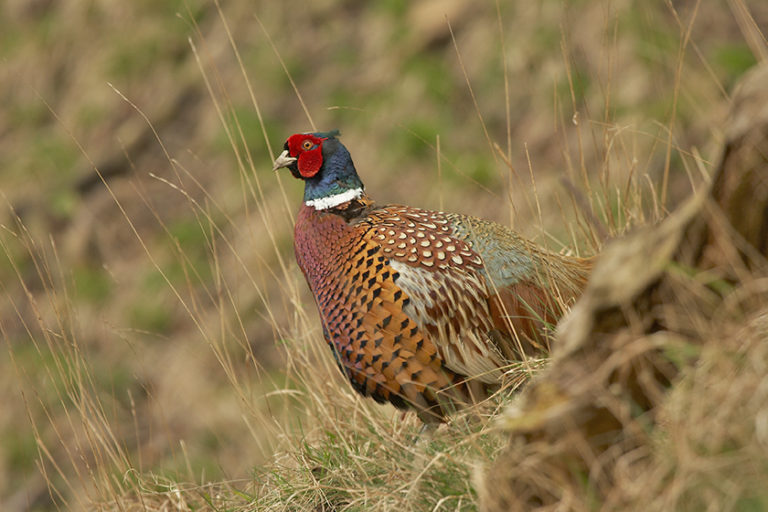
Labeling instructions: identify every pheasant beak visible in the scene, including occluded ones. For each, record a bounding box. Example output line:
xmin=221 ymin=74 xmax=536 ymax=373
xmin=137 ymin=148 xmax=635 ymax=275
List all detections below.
xmin=272 ymin=150 xmax=297 ymax=171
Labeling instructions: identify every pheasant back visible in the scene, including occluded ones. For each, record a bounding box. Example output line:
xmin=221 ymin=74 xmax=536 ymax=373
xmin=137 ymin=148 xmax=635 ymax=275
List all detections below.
xmin=294 ymin=199 xmax=590 ymax=422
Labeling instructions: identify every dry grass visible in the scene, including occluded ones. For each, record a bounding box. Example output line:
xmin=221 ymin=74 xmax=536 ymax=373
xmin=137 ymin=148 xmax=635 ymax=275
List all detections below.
xmin=482 ymin=206 xmax=768 ymax=511
xmin=1 ymin=1 xmax=766 ymax=510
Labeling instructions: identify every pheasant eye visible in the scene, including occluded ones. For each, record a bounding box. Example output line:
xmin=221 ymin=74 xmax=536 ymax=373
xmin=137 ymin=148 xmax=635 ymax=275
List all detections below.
xmin=302 ymin=140 xmax=314 ymax=150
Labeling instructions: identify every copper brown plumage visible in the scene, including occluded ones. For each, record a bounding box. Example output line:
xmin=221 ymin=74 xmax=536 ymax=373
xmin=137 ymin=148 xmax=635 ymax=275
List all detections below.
xmin=275 ymin=131 xmax=592 ymax=422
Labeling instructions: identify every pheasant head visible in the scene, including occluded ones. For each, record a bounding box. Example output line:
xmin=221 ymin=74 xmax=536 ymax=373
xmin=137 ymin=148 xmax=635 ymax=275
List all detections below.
xmin=273 ymin=131 xmax=365 ymax=210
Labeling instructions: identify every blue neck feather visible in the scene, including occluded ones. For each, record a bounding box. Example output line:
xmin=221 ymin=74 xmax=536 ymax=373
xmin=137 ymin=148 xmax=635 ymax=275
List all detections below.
xmin=303 ymin=138 xmax=364 ymax=203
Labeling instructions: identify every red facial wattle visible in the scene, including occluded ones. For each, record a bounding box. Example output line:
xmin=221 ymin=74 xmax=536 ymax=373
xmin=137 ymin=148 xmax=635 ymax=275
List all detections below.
xmin=286 ymin=133 xmax=326 ymax=178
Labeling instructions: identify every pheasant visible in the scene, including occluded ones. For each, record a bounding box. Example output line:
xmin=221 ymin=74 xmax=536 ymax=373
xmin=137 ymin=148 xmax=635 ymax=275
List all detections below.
xmin=274 ymin=131 xmax=592 ymax=422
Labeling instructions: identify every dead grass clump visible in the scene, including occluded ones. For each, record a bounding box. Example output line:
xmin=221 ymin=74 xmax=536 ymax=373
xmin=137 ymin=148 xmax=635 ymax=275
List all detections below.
xmin=481 ymin=62 xmax=768 ymax=511
xmin=632 ymin=310 xmax=768 ymax=510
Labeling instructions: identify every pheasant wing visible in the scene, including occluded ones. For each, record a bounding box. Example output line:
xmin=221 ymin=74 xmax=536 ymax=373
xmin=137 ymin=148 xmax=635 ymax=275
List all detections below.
xmin=360 ymin=206 xmax=509 ymax=384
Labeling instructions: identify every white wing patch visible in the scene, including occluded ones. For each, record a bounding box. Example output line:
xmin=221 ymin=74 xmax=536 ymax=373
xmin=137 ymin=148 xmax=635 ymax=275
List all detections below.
xmin=389 ymin=260 xmax=506 ymax=383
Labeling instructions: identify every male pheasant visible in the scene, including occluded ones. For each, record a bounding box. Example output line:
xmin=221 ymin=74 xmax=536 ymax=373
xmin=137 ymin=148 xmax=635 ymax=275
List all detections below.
xmin=274 ymin=131 xmax=592 ymax=422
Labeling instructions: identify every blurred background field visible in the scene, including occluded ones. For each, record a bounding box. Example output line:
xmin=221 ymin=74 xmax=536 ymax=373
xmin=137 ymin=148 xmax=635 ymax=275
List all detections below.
xmin=1 ymin=1 xmax=766 ymax=510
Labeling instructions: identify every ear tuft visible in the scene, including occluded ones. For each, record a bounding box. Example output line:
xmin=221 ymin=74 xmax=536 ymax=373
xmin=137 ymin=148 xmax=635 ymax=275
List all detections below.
xmin=314 ymin=129 xmax=340 ymax=139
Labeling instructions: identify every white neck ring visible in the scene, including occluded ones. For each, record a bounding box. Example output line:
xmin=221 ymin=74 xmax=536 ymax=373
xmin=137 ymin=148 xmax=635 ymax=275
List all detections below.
xmin=305 ymin=188 xmax=363 ymax=210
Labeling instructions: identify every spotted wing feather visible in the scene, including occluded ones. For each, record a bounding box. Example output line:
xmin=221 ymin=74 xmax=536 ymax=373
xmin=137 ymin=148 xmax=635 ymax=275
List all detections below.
xmin=359 ymin=207 xmax=511 ymax=384
xmin=359 ymin=206 xmax=591 ymax=376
